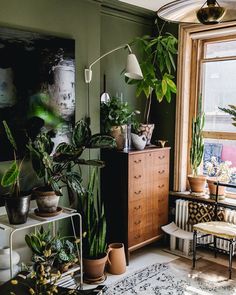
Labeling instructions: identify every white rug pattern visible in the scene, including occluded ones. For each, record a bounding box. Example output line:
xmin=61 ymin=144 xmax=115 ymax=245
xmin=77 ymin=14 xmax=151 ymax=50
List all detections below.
xmin=104 ymin=263 xmax=236 ymax=295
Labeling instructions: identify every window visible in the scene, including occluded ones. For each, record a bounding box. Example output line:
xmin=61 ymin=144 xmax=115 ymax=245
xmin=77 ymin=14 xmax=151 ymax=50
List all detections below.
xmin=174 ymin=24 xmax=236 ymax=195
xmin=201 ymin=39 xmax=236 ymax=193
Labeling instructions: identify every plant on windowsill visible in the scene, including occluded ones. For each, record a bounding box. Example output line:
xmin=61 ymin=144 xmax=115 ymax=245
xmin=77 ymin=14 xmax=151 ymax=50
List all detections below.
xmin=205 ymin=156 xmax=236 ymax=199
xmin=28 ymin=118 xmax=116 ymax=214
xmin=127 ymin=20 xmax=178 ymax=145
xmin=187 ymin=107 xmax=206 ymax=194
xmin=0 ymin=121 xmax=31 ymax=225
xmin=100 ymin=96 xmax=140 ymax=150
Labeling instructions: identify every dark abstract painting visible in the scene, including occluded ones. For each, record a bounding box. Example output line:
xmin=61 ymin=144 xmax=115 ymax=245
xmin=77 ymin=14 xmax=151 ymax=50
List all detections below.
xmin=0 ymin=26 xmax=75 ymax=161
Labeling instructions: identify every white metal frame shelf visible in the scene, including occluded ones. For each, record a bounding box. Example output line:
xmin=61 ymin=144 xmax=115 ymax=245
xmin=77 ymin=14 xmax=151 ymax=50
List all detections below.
xmin=0 ymin=207 xmax=83 ymax=288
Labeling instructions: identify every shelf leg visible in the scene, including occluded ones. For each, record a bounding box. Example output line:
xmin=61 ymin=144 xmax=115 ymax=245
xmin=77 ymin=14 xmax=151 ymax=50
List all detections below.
xmin=9 ymin=231 xmax=14 ymax=278
xmin=71 ymin=214 xmax=83 ymax=289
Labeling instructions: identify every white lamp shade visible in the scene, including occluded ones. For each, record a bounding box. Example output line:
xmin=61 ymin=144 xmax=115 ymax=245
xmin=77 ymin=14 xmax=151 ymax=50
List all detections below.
xmin=125 ymin=53 xmax=143 ymax=80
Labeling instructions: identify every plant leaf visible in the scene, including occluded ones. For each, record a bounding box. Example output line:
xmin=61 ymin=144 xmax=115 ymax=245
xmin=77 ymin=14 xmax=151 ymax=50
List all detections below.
xmin=1 ymin=161 xmax=19 ymax=187
xmin=3 ymin=121 xmax=17 ymax=151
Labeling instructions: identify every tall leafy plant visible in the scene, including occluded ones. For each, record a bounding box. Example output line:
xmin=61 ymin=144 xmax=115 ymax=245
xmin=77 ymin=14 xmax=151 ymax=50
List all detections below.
xmin=78 ymin=167 xmax=107 ymax=258
xmin=1 ymin=121 xmax=23 ymax=197
xmin=127 ymin=22 xmax=178 ymax=124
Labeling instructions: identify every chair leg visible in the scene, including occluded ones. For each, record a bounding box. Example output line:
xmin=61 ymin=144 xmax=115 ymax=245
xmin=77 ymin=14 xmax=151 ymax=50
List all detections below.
xmin=214 ymin=236 xmax=217 ymax=258
xmin=193 ymin=230 xmax=197 ymax=269
xmin=229 ymin=239 xmax=233 ymax=279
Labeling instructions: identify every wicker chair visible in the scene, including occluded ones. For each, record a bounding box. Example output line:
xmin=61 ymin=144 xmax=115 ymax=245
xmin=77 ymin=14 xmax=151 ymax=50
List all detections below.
xmin=192 ymin=182 xmax=236 ymax=279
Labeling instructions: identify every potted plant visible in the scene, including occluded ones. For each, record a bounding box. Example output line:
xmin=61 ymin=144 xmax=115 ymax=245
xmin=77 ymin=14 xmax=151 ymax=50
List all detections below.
xmin=205 ymin=156 xmax=235 ymax=199
xmin=1 ymin=121 xmax=31 ymax=224
xmin=28 ymin=119 xmax=116 ymax=213
xmin=127 ymin=21 xmax=178 ymax=144
xmin=79 ymin=167 xmax=108 ymax=281
xmin=25 ymin=227 xmax=79 ymax=273
xmin=100 ymin=96 xmax=139 ymax=150
xmin=188 ymin=109 xmax=206 ymax=193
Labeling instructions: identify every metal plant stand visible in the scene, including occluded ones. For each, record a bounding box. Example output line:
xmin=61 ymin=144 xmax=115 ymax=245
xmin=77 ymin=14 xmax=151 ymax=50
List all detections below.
xmin=0 ymin=207 xmax=83 ymax=288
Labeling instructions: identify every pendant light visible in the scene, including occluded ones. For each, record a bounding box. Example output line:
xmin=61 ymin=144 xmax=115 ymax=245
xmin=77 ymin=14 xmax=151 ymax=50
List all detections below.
xmin=157 ymin=0 xmax=236 ymax=25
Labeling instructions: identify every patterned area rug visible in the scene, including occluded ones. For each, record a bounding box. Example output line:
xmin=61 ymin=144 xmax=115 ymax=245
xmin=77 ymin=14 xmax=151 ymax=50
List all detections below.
xmin=104 ymin=263 xmax=236 ymax=295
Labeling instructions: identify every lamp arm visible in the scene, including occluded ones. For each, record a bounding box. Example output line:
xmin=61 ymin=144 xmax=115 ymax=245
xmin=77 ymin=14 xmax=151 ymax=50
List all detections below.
xmin=88 ymin=44 xmax=132 ymax=70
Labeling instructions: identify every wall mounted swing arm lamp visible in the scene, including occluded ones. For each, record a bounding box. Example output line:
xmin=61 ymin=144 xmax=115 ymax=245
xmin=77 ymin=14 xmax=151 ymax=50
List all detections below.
xmin=84 ymin=43 xmax=143 ymax=83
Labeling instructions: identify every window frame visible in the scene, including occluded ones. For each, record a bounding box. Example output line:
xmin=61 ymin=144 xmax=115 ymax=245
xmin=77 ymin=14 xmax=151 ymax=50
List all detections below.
xmin=174 ymin=22 xmax=236 ymax=193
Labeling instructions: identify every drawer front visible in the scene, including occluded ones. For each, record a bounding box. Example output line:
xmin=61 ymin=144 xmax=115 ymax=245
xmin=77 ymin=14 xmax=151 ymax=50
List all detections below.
xmin=152 ymin=149 xmax=169 ymax=165
xmin=153 ymin=164 xmax=169 ymax=181
xmin=129 ymin=153 xmax=146 ymax=184
xmin=128 ymin=225 xmax=153 ymax=247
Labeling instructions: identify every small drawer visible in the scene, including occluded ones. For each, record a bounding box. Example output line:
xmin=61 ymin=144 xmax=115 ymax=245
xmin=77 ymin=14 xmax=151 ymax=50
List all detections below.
xmin=152 ymin=150 xmax=169 ymax=165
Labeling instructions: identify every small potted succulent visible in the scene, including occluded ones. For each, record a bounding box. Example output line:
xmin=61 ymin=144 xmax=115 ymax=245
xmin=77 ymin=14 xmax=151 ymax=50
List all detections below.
xmin=205 ymin=156 xmax=235 ymax=199
xmin=1 ymin=121 xmax=31 ymax=224
xmin=100 ymin=96 xmax=139 ymax=150
xmin=188 ymin=108 xmax=207 ymax=193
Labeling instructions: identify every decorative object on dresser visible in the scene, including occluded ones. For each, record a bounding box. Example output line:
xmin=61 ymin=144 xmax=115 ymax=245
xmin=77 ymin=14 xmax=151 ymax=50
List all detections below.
xmin=131 ymin=133 xmax=146 ymax=150
xmin=101 ymin=147 xmax=170 ymax=263
xmin=188 ymin=102 xmax=206 ymax=194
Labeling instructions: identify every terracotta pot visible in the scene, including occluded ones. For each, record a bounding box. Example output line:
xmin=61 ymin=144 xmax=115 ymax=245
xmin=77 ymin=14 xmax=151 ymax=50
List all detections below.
xmin=107 ymin=243 xmax=126 ymax=275
xmin=188 ymin=175 xmax=206 ymax=193
xmin=4 ymin=194 xmax=31 ymax=225
xmin=139 ymin=124 xmax=154 ymax=145
xmin=83 ymin=253 xmax=107 ymax=280
xmin=207 ymin=178 xmax=226 ymax=200
xmin=110 ymin=125 xmax=126 ymax=150
xmin=33 ymin=187 xmax=60 ymax=213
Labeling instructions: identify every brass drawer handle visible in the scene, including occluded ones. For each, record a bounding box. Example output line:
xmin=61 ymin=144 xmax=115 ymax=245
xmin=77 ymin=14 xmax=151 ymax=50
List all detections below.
xmin=158 ymin=212 xmax=164 ymax=217
xmin=158 ymin=155 xmax=165 ymax=160
xmin=134 ymin=234 xmax=140 ymax=239
xmin=134 ymin=205 xmax=141 ymax=210
xmin=158 ymin=184 xmax=165 ymax=188
xmin=158 ymin=198 xmax=165 ymax=203
xmin=134 ymin=190 xmax=142 ymax=195
xmin=158 ymin=170 xmax=165 ymax=174
xmin=134 ymin=175 xmax=142 ymax=179
xmin=134 ymin=220 xmax=141 ymax=225
xmin=134 ymin=159 xmax=142 ymax=163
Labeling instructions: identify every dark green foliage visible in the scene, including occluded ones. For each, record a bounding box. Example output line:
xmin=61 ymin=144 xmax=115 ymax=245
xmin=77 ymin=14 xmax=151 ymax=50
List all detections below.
xmin=219 ymin=105 xmax=236 ymax=127
xmin=100 ymin=97 xmax=139 ymax=134
xmin=127 ymin=26 xmax=178 ymax=123
xmin=28 ymin=119 xmax=116 ymax=204
xmin=80 ymin=167 xmax=107 ymax=258
xmin=1 ymin=121 xmax=22 ymax=197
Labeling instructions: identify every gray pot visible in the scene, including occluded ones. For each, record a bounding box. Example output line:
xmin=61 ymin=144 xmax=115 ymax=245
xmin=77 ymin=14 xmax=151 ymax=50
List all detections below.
xmin=131 ymin=133 xmax=147 ymax=150
xmin=33 ymin=188 xmax=59 ymax=213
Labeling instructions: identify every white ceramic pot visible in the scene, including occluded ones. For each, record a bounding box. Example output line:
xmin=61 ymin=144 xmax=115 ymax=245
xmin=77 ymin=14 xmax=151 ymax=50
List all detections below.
xmin=0 ymin=247 xmax=20 ymax=270
xmin=0 ymin=265 xmax=19 ymax=284
xmin=131 ymin=133 xmax=147 ymax=150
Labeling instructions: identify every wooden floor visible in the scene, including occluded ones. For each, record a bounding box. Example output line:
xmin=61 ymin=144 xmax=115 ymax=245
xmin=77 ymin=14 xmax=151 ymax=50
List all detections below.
xmin=169 ymin=249 xmax=236 ymax=283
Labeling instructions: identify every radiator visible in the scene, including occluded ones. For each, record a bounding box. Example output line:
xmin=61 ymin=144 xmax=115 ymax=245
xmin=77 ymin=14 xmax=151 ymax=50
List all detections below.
xmin=175 ymin=199 xmax=236 ymax=252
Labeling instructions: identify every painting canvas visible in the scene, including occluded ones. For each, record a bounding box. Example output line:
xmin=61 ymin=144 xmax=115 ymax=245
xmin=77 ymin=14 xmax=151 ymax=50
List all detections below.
xmin=0 ymin=26 xmax=75 ymax=161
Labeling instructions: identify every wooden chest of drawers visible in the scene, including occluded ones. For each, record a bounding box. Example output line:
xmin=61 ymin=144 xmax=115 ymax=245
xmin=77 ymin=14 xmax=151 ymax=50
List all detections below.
xmin=101 ymin=147 xmax=170 ymax=262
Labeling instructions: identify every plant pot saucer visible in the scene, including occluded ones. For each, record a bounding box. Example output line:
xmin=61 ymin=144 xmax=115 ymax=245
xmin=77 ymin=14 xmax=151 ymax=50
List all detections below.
xmin=83 ymin=273 xmax=107 ymax=284
xmin=34 ymin=207 xmax=63 ymax=217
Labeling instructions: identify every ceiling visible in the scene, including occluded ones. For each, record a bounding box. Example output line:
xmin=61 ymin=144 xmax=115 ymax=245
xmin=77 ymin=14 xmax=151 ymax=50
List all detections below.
xmin=118 ymin=0 xmax=171 ymax=11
